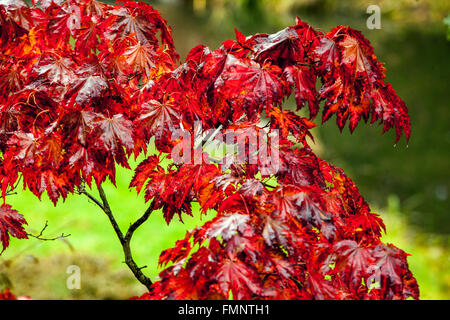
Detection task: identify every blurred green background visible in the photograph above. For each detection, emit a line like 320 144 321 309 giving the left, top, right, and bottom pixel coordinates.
0 0 449 299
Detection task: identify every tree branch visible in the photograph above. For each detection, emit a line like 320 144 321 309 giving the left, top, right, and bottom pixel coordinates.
79 189 104 211
27 220 71 241
125 200 155 243
79 183 154 291
262 182 276 189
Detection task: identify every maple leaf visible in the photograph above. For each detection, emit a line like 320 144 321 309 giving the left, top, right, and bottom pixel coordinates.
262 214 289 247
271 186 303 220
65 75 109 105
104 0 178 61
314 37 340 73
142 165 208 224
0 104 19 140
0 204 28 252
83 0 107 17
144 163 218 224
267 106 316 142
220 122 268 164
313 26 411 141
305 271 345 300
207 213 250 241
61 110 98 145
339 35 373 79
370 82 411 144
367 243 419 299
345 211 386 239
284 65 319 118
158 231 192 268
334 27 384 81
75 17 101 57
106 6 155 43
147 248 210 300
120 41 158 79
240 178 265 198
46 3 82 41
0 3 28 45
214 55 284 120
129 155 159 194
34 53 76 85
0 61 24 96
293 17 322 49
251 27 302 65
7 131 39 166
197 181 223 213
39 132 63 167
34 169 71 205
212 173 241 193
137 98 180 140
66 143 108 186
295 190 336 240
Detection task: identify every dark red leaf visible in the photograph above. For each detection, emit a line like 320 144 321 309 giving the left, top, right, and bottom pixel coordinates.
0 204 28 252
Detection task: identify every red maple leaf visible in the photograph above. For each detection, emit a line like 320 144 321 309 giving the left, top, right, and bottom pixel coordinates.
214 55 284 120
334 240 375 289
94 114 134 154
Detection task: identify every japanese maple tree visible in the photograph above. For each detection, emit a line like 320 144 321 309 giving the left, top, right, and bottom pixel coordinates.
0 0 418 300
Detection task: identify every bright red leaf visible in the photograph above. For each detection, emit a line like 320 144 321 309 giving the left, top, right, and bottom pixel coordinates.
0 204 28 252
